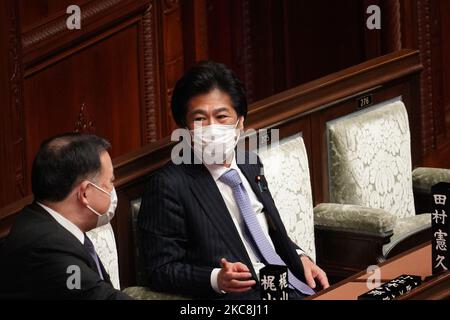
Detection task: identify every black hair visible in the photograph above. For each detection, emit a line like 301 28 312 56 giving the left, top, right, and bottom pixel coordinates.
31 133 111 202
171 60 248 127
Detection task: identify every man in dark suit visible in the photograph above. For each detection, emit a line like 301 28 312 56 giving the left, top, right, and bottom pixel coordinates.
0 133 131 300
138 61 329 299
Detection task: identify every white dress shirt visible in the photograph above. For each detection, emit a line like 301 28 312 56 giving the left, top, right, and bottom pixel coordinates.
37 202 85 244
204 154 303 293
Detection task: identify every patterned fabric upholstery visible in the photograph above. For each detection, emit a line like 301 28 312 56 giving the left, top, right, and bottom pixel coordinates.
314 203 396 235
326 98 430 255
327 99 416 219
258 135 316 261
86 223 120 290
412 167 450 194
84 206 190 299
383 214 431 256
122 286 189 300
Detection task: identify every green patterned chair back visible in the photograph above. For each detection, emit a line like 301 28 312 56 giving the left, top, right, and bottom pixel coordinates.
327 98 416 220
258 135 316 261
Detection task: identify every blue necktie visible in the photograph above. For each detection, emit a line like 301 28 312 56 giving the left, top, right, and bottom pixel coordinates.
83 235 104 280
220 169 315 296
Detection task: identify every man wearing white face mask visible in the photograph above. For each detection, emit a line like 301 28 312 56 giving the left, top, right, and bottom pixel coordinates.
0 133 131 300
190 119 241 165
138 61 329 299
85 181 118 228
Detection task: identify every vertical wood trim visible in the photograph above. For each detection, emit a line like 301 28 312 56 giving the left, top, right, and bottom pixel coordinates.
383 0 402 52
153 0 170 136
241 0 254 103
180 0 208 68
0 0 14 206
417 0 435 153
194 0 209 62
429 0 445 144
9 0 27 198
399 0 418 50
162 0 185 133
141 2 159 143
281 0 291 90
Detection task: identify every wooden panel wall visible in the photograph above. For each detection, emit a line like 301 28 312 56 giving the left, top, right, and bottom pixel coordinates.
23 23 143 174
3 0 449 210
0 0 27 207
206 0 370 103
400 0 450 161
430 0 450 146
0 0 182 207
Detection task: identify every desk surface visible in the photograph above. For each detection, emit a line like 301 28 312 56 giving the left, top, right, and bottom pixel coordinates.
309 242 450 300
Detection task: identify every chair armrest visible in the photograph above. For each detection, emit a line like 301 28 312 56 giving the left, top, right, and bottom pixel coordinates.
122 286 191 300
412 167 450 214
314 203 396 282
412 167 450 194
314 203 396 236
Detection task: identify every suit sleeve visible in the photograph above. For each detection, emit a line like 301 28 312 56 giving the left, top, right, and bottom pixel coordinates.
30 240 132 300
137 170 215 297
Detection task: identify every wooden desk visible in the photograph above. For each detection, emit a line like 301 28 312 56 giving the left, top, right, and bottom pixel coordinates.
309 242 450 300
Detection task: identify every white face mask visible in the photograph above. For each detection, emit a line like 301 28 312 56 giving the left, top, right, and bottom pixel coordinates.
190 120 241 165
86 182 118 228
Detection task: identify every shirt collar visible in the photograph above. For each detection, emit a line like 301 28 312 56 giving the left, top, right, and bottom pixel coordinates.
37 202 85 244
203 152 240 182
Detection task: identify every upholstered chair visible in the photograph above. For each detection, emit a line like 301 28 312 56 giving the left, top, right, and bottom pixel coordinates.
258 134 316 261
314 98 450 262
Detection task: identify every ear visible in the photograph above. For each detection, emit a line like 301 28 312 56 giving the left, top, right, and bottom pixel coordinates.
237 116 245 131
77 180 91 206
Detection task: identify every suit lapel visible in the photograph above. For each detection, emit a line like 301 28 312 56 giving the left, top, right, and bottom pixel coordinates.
97 257 112 284
237 161 280 231
183 163 255 272
238 161 306 279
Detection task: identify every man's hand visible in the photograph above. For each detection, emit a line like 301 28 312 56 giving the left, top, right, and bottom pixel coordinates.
300 256 330 290
218 258 256 293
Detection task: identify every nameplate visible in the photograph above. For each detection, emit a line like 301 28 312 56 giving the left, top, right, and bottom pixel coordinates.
357 94 373 110
431 182 450 275
260 265 289 300
358 275 422 300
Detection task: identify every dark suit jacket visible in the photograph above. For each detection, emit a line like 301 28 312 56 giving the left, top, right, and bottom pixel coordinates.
0 203 131 300
137 152 306 299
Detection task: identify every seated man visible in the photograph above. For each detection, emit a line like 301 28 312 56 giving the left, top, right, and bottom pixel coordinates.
138 61 329 299
0 133 131 300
